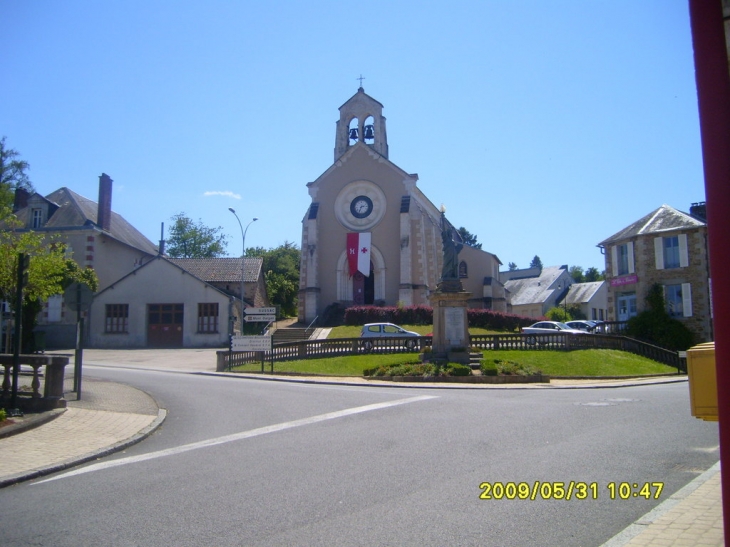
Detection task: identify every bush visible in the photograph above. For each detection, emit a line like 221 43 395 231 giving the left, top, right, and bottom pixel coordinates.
624 284 696 351
344 305 534 331
481 359 541 376
445 363 472 376
364 361 472 377
0 408 6 422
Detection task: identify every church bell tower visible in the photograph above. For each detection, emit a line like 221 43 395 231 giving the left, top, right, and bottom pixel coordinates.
334 87 389 162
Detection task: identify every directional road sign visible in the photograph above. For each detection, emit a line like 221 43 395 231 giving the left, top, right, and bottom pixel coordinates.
243 314 276 323
231 335 272 351
244 307 276 316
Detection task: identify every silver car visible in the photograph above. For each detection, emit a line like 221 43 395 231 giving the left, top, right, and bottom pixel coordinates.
360 323 420 350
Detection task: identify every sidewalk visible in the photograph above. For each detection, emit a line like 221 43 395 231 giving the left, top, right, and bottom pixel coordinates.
0 350 722 546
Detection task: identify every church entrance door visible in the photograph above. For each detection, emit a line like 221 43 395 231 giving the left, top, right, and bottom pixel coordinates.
352 262 374 305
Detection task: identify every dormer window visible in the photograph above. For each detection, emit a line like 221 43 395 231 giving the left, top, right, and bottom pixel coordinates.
31 208 43 228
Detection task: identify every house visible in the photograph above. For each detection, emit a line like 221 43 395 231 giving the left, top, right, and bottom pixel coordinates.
562 281 608 321
298 87 507 322
500 265 574 318
88 256 234 348
11 174 159 347
597 203 712 342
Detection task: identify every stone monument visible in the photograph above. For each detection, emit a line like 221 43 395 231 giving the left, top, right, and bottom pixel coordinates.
427 208 472 363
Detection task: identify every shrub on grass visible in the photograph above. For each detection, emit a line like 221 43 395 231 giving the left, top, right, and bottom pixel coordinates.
445 363 472 376
481 359 541 376
480 361 499 376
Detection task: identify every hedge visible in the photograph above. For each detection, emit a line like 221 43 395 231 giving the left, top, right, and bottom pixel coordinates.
343 305 534 331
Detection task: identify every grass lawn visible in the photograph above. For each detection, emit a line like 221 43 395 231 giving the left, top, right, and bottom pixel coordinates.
231 348 680 377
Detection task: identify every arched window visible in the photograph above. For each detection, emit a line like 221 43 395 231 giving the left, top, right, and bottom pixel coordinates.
459 260 468 278
363 115 375 144
348 117 359 143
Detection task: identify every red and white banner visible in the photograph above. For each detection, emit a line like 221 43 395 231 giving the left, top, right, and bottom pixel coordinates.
346 232 371 276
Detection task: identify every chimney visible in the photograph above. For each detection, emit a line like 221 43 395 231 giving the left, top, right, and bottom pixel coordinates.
13 188 30 212
690 201 707 223
97 173 113 232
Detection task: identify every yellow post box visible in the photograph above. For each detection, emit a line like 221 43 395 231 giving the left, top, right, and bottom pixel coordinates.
686 342 718 421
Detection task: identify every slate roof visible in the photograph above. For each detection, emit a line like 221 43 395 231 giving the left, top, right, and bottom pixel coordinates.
503 265 568 307
167 257 263 284
565 281 605 305
598 204 705 247
14 187 158 255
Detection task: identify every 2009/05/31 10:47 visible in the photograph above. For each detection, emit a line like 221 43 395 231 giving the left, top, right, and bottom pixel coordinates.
478 481 664 500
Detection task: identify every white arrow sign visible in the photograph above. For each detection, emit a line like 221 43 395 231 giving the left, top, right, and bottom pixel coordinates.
244 314 276 322
244 307 276 315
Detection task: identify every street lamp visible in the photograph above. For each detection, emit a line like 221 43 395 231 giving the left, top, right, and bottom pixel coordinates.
229 208 258 329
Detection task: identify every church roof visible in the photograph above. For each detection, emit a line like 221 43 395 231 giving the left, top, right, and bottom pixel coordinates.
598 204 705 247
339 87 384 110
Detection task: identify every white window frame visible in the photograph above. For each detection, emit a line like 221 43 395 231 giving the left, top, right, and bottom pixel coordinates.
612 242 634 276
655 234 688 270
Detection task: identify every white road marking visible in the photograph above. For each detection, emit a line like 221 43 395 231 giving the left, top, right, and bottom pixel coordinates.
34 394 438 484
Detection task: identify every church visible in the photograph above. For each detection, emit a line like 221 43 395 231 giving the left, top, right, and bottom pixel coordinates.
298 87 507 323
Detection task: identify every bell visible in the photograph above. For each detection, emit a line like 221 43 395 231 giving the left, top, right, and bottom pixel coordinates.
364 125 375 140
348 128 359 140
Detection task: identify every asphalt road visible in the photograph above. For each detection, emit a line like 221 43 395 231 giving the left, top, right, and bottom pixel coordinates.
0 367 719 547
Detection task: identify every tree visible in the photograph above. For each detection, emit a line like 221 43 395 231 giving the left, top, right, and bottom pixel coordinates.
508 262 518 271
569 265 585 283
584 267 605 282
456 227 482 249
166 212 227 258
247 242 301 317
529 255 543 270
0 211 98 351
0 137 34 210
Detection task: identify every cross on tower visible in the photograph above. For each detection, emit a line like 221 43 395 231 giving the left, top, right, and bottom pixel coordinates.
357 74 365 88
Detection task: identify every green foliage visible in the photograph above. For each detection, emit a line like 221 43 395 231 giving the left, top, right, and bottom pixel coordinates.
625 284 695 351
545 305 584 322
529 255 543 270
167 212 227 258
343 305 533 331
492 359 541 376
248 241 300 317
569 266 584 283
584 267 604 282
508 262 518 271
0 408 6 422
364 361 472 377
457 227 482 249
480 361 499 375
0 136 34 210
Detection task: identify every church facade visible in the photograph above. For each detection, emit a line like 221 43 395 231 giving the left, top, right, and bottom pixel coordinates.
298 88 506 323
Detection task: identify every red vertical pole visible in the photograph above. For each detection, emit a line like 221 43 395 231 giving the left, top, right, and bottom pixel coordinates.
688 1 730 543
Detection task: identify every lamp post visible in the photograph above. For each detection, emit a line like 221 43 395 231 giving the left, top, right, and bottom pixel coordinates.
229 208 258 330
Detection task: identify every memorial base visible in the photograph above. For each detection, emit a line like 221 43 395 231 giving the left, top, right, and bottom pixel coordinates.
428 289 472 358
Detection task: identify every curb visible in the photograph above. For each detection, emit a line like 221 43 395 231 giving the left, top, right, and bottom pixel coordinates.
0 408 167 489
194 371 688 390
598 461 721 546
0 408 66 439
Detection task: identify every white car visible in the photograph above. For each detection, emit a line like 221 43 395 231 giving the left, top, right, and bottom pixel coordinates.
360 323 420 350
522 321 585 335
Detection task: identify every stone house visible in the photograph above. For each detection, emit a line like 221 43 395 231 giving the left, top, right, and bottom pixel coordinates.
597 203 712 342
11 174 159 347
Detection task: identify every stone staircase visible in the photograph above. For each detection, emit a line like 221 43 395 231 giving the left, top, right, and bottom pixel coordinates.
469 352 483 371
272 327 313 344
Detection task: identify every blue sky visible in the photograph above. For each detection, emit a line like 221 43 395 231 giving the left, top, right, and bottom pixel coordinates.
1 1 703 273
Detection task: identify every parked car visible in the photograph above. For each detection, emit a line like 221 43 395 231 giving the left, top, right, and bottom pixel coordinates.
360 323 420 350
565 320 599 332
522 321 585 335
